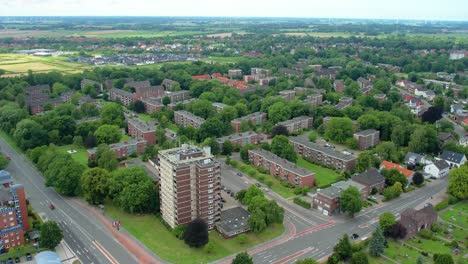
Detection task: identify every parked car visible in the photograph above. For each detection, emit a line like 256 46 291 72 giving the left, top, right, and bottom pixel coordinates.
5 156 11 160
351 233 359 240
26 253 32 261
49 203 55 210
6 258 12 264
236 172 243 177
255 183 261 188
230 192 234 197
226 189 231 194
14 257 19 264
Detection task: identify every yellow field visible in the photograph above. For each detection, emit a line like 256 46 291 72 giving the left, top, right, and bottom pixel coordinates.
0 54 89 76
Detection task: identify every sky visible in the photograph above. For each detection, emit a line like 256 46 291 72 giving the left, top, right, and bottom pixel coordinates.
0 0 467 21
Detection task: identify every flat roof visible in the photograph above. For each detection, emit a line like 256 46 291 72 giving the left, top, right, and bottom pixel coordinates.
216 207 250 235
289 136 356 161
249 148 314 177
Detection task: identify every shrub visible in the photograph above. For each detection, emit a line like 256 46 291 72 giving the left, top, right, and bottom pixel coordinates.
418 229 434 240
236 234 248 245
265 180 274 188
258 175 265 183
294 197 311 209
434 199 449 211
421 251 428 256
431 222 444 233
448 196 458 205
172 225 186 240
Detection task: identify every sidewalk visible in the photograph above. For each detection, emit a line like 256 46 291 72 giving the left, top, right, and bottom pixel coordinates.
56 241 80 264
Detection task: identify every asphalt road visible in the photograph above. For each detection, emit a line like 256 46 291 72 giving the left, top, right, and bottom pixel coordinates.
0 138 139 264
219 158 448 264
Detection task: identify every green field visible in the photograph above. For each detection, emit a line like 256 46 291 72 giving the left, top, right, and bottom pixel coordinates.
440 201 468 229
104 203 284 264
57 145 89 166
0 53 89 76
201 56 249 64
296 157 340 187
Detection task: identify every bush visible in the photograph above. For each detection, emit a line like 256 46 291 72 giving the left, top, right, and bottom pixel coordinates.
172 225 186 240
265 180 274 188
434 199 449 211
448 196 458 205
236 234 248 245
258 175 265 183
431 222 444 233
294 197 311 209
418 229 435 240
421 251 428 256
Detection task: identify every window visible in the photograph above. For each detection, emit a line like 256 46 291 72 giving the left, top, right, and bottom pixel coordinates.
9 217 13 221
208 184 213 188
208 210 213 214
208 195 213 199
208 189 213 194
208 178 213 183
208 168 213 172
208 205 213 209
208 200 213 204
208 216 213 220
8 212 12 215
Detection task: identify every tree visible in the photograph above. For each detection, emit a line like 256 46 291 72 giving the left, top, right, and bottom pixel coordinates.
340 186 362 217
183 218 209 248
94 125 121 144
133 100 145 113
162 96 171 106
271 135 297 163
350 252 369 264
389 222 407 239
242 185 264 205
272 125 289 137
379 212 397 235
421 106 443 124
447 165 468 200
295 259 318 264
13 119 48 150
222 141 234 156
0 154 9 170
333 234 352 261
381 169 408 187
375 142 399 162
324 117 354 144
40 221 63 249
82 83 99 98
231 252 253 264
248 208 267 233
95 144 118 171
408 125 439 154
433 254 454 264
356 151 378 173
44 154 85 196
81 168 110 205
100 102 124 127
240 144 257 162
383 182 403 200
268 102 291 124
412 172 424 186
198 117 225 141
369 226 386 257
236 234 247 245
308 131 318 142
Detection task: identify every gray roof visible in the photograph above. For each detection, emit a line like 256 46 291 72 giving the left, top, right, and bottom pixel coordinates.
0 170 14 185
289 136 356 161
433 160 450 170
354 129 379 137
277 116 312 127
127 118 158 132
352 168 385 186
216 207 250 235
216 131 258 144
332 180 365 192
111 88 133 97
88 139 145 154
404 152 425 164
440 150 466 164
249 148 314 177
232 112 267 122
317 186 343 199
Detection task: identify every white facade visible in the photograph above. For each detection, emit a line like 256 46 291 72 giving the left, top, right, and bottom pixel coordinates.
423 163 449 179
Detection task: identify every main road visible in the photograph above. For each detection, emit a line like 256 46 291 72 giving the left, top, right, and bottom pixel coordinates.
218 158 448 264
0 137 140 264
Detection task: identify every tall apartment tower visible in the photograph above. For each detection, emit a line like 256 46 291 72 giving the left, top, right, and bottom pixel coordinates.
158 145 221 230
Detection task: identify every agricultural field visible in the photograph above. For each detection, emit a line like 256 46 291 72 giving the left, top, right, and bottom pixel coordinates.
0 53 89 76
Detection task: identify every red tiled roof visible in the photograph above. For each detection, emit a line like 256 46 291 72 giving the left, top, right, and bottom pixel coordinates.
192 74 212 80
380 160 414 178
463 118 468 125
405 95 414 101
216 76 229 84
211 73 222 78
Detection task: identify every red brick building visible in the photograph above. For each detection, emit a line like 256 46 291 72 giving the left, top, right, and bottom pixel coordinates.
230 112 267 133
351 168 385 196
304 94 323 106
127 118 157 145
279 90 296 101
277 116 313 134
313 180 366 216
87 139 147 160
248 149 315 188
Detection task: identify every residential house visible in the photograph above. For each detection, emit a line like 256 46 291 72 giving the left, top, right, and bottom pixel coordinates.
414 87 436 101
438 132 456 147
192 74 212 81
357 77 373 95
353 129 380 150
277 116 313 134
379 161 415 181
351 168 386 195
400 205 437 239
231 112 267 133
248 149 315 188
228 69 243 78
216 207 250 238
127 118 158 145
289 136 356 171
424 160 450 179
460 136 468 147
403 152 431 166
438 150 466 168
313 180 365 216
174 110 206 129
313 68 338 79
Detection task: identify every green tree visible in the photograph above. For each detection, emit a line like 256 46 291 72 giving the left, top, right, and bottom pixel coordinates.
324 117 354 144
271 135 297 163
222 141 234 156
375 142 399 162
236 234 248 245
94 125 121 144
447 165 468 200
333 234 353 261
369 226 386 257
381 169 408 187
100 102 124 127
350 251 369 264
412 172 424 186
379 212 397 235
44 154 85 196
204 241 215 254
14 119 48 150
308 131 318 142
81 168 110 205
295 258 318 264
40 221 63 249
340 186 362 217
249 208 267 233
198 117 225 141
268 102 291 124
162 96 171 106
383 182 403 200
242 185 264 205
0 154 9 170
231 252 253 264
408 125 439 154
240 144 257 162
355 151 378 173
433 254 454 264
95 144 118 171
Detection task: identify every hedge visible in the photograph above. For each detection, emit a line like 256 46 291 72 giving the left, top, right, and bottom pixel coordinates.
294 197 311 209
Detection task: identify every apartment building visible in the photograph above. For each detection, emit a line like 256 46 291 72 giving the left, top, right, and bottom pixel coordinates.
159 145 221 230
127 118 158 145
216 131 262 149
313 180 365 216
231 112 267 133
174 110 206 129
289 136 356 171
353 129 380 150
212 102 227 112
109 80 164 106
87 139 147 160
248 149 315 188
141 97 164 113
0 173 29 250
304 94 323 107
277 116 313 134
228 69 243 78
164 90 190 103
279 90 295 101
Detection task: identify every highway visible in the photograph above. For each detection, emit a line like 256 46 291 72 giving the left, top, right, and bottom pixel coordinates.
218 158 448 264
0 137 139 264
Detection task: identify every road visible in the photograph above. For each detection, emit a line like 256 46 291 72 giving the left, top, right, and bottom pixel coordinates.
219 158 448 264
0 138 139 264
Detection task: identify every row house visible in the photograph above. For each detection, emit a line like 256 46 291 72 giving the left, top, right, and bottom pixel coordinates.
248 149 315 188
231 112 267 133
127 118 158 145
278 68 304 78
216 131 264 150
289 136 356 171
313 180 365 216
277 116 313 134
279 90 296 101
353 129 380 150
174 110 206 129
192 74 212 81
87 139 147 160
373 93 387 101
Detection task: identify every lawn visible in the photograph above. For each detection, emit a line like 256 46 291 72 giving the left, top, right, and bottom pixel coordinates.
440 207 468 229
406 236 466 263
201 56 249 64
453 201 468 214
104 203 284 264
119 134 132 142
296 157 340 187
383 240 431 264
56 145 89 166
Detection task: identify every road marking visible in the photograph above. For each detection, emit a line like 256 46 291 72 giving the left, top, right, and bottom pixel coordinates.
93 240 119 264
294 221 334 238
272 247 314 264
